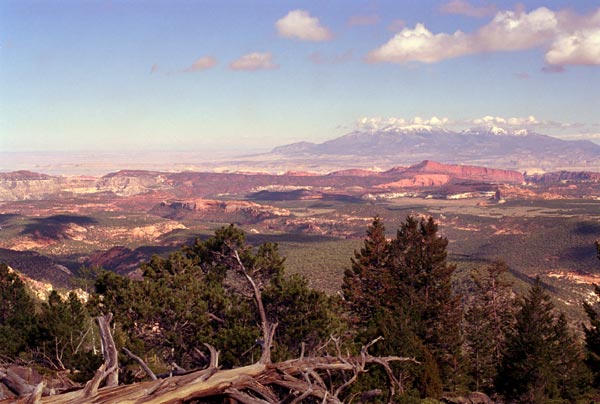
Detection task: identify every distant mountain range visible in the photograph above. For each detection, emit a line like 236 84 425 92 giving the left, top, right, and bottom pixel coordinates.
270 126 600 172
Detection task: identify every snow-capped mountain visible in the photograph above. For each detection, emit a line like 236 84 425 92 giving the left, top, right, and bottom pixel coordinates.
270 127 600 172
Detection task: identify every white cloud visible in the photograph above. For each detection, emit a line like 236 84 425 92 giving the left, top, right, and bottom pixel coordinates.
541 64 566 73
439 0 497 18
276 10 332 41
183 56 217 72
470 115 541 126
355 115 599 143
476 7 558 52
367 6 600 65
465 115 591 135
356 115 592 134
230 52 278 71
514 72 530 79
366 23 471 63
543 9 600 65
357 116 450 131
546 27 600 65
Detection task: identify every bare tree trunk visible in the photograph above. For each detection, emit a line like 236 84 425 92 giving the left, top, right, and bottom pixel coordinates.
96 314 118 388
233 250 277 364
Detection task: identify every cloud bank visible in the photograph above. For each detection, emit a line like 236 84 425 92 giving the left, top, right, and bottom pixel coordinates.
276 10 332 41
356 115 590 136
367 6 600 65
357 116 451 131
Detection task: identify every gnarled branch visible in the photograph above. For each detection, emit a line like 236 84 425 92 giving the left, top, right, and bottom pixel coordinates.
122 348 157 381
233 249 278 364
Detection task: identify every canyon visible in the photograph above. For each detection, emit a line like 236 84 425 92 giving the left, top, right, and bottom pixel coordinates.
0 160 599 322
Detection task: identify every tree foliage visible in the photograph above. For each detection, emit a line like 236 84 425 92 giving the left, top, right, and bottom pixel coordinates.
584 241 600 388
496 278 589 403
343 216 462 398
90 224 342 374
463 261 515 392
0 263 101 381
0 263 38 357
2 222 599 403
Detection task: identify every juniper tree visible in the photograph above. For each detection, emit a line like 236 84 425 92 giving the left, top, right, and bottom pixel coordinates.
0 263 38 357
90 225 340 373
37 291 101 380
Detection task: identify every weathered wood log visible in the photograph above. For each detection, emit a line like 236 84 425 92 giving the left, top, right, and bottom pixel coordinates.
0 367 56 398
24 382 44 404
0 367 35 396
5 352 416 404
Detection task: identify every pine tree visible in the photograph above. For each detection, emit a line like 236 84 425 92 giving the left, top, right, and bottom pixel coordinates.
464 261 514 392
388 216 463 388
263 273 343 360
342 216 390 326
584 241 600 387
553 312 591 401
497 278 588 403
343 216 460 398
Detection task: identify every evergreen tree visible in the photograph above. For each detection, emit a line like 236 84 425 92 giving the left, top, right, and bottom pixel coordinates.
90 225 340 374
37 291 101 380
497 278 588 403
263 273 343 360
342 216 390 326
343 216 461 398
0 263 38 357
464 261 514 392
553 312 591 401
388 216 463 388
583 241 600 387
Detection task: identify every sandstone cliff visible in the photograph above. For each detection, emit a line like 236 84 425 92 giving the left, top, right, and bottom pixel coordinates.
526 171 600 184
403 160 524 183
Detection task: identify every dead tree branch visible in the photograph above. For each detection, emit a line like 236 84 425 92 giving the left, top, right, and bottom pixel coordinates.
122 348 157 381
80 314 119 399
5 338 418 404
233 249 277 364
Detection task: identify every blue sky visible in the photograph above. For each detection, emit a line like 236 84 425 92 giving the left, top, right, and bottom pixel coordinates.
1 0 599 153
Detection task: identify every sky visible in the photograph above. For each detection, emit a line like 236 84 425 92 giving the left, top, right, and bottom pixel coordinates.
1 0 599 153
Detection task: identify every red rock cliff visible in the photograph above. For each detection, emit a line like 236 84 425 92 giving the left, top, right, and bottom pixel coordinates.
405 160 524 183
